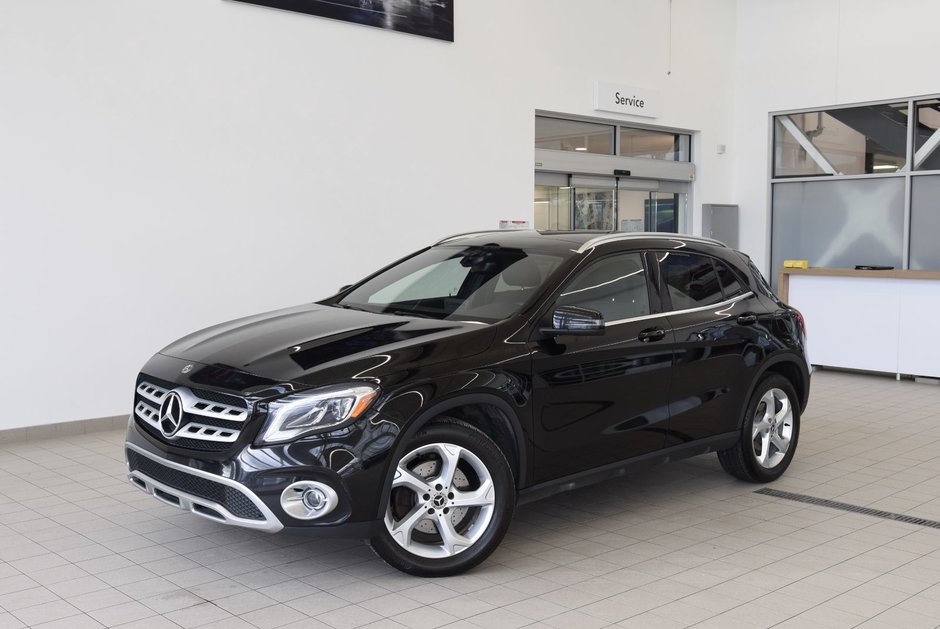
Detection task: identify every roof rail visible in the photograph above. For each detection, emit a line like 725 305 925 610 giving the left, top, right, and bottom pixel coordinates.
576 232 727 253
434 229 525 245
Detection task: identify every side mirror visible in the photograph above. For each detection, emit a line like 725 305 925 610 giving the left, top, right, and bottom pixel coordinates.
540 305 605 336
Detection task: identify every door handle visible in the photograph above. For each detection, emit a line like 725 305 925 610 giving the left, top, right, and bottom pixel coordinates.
737 313 758 326
638 327 666 342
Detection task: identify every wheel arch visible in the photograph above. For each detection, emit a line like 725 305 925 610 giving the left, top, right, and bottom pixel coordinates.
374 393 528 520
745 353 810 423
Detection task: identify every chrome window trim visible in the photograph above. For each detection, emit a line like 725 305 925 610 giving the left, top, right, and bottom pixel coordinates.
125 442 283 532
605 291 753 327
576 233 726 254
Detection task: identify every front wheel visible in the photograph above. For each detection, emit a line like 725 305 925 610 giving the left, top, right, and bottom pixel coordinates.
718 374 800 483
370 418 515 577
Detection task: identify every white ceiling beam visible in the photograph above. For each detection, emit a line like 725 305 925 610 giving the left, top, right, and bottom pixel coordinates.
914 127 940 169
778 116 840 176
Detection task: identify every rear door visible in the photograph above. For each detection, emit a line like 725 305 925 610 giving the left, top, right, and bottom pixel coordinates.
656 251 770 446
528 251 674 483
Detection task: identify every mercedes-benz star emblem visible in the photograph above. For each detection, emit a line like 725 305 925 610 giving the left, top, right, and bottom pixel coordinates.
159 392 184 439
181 364 193 374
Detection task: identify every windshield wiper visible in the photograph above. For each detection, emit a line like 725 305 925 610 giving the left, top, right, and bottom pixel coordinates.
385 309 437 319
332 303 370 312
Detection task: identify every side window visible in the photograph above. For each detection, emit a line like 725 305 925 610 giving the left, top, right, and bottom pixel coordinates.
658 252 723 310
714 259 745 298
557 253 650 321
747 258 776 298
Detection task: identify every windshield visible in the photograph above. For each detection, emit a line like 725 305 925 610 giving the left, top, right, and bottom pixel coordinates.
338 245 565 322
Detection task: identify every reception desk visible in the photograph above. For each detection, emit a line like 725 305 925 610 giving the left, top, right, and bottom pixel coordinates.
778 268 940 378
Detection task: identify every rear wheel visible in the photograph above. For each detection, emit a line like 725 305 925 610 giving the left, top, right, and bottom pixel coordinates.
370 418 515 576
718 374 800 483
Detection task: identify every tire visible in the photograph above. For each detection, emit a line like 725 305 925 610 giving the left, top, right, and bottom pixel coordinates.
718 374 800 483
370 418 515 577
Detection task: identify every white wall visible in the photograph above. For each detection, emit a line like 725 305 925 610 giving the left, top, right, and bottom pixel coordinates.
0 0 737 429
733 0 940 273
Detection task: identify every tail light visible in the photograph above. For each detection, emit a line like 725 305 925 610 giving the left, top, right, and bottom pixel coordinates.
792 308 806 337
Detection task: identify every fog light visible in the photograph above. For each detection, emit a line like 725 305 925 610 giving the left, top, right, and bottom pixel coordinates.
302 488 326 510
280 481 339 520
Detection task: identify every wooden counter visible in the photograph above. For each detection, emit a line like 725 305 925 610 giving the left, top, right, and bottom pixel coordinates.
778 267 940 303
778 267 940 378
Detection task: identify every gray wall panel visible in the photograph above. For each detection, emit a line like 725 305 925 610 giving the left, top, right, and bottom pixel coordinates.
910 175 940 270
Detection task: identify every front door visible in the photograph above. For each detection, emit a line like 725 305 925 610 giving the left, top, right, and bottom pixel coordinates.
529 251 674 483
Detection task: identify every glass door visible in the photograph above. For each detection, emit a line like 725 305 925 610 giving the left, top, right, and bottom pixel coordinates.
535 177 688 233
534 184 572 230
647 191 683 233
570 176 616 230
616 188 688 233
572 188 615 230
534 173 572 230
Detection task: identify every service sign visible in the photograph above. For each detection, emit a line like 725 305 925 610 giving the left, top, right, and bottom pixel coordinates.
594 81 660 119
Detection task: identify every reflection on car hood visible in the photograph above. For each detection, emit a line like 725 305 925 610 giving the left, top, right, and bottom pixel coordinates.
159 303 495 384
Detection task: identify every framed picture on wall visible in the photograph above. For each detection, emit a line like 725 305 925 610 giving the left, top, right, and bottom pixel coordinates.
231 0 455 42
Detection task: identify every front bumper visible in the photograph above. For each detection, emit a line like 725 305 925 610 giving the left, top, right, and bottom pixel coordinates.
127 442 284 532
125 418 387 538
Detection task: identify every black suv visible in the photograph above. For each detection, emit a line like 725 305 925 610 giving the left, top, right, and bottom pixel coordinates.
126 231 809 576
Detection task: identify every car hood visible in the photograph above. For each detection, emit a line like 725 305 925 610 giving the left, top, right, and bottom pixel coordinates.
159 303 497 386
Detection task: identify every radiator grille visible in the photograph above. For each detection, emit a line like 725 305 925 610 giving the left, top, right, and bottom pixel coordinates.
134 375 251 452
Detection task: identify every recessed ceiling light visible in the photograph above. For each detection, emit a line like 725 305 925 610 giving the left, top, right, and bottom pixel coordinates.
872 164 897 171
575 147 588 151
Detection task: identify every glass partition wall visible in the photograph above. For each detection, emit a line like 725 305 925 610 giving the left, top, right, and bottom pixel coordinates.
534 115 692 234
771 95 940 277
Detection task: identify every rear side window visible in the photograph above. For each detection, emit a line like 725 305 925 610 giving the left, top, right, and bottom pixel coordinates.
746 258 776 298
714 259 745 299
557 252 650 321
658 252 723 310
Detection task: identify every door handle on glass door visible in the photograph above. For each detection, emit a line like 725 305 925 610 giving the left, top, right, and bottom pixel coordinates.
638 327 666 342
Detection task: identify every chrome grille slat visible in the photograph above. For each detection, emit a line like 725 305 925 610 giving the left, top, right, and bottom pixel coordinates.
175 421 239 443
137 382 169 406
182 396 248 422
135 400 160 427
135 380 249 447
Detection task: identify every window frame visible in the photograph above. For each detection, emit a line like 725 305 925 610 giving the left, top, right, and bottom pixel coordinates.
770 93 940 275
651 250 748 314
712 258 749 300
548 250 661 325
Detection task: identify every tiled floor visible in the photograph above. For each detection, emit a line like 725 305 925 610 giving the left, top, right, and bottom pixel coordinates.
2 370 940 628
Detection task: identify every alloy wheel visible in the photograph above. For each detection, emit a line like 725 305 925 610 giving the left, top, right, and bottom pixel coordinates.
384 442 496 559
751 387 794 469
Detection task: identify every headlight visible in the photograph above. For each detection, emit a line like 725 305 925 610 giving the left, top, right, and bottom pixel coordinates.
258 384 379 445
